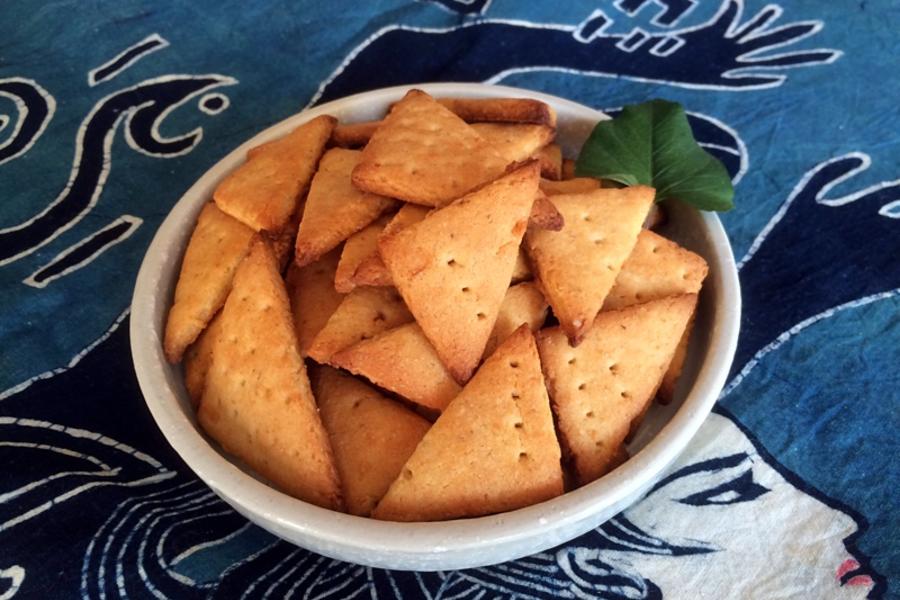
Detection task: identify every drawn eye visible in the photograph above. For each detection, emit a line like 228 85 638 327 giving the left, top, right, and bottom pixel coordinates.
675 470 770 506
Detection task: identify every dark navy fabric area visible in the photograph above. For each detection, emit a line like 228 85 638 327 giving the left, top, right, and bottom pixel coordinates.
0 1 897 598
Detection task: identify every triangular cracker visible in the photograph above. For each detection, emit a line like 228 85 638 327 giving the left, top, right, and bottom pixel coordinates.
183 310 224 406
285 248 345 356
530 192 564 231
265 203 302 272
351 204 431 288
603 230 707 404
331 323 461 413
562 158 576 180
164 203 256 363
198 240 342 509
334 214 393 293
525 186 654 343
657 308 697 404
604 230 708 311
331 120 380 148
350 254 393 289
306 287 413 364
315 367 430 516
483 282 549 359
352 90 510 207
295 148 398 267
214 115 334 232
536 295 696 486
540 177 601 196
511 247 532 284
470 123 555 163
379 161 540 383
436 97 557 127
535 143 562 180
372 326 563 521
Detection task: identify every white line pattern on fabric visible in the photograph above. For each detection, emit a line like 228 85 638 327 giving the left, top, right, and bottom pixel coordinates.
22 215 143 288
0 308 130 401
0 74 235 268
722 288 900 397
88 34 170 86
737 152 899 270
0 78 56 165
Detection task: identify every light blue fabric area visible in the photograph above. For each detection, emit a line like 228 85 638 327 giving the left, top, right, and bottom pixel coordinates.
721 293 900 588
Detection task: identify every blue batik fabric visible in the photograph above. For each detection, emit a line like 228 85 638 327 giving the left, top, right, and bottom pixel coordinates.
0 0 897 598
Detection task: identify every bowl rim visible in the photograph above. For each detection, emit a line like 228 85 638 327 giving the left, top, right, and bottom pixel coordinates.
131 82 741 568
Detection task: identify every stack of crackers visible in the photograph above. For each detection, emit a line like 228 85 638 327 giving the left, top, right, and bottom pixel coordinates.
163 89 708 521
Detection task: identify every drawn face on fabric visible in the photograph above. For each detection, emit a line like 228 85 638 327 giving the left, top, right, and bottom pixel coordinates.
566 412 875 598
71 414 878 600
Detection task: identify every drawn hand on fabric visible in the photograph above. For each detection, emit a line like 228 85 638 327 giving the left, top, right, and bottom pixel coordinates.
695 2 842 88
566 412 879 598
734 153 900 372
184 413 878 598
313 0 841 105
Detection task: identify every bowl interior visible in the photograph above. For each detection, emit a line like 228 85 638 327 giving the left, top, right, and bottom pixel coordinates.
131 82 740 571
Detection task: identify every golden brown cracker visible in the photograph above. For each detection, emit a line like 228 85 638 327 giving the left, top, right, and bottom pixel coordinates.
349 255 393 288
352 89 510 207
537 295 696 486
525 186 654 343
657 306 697 404
295 148 398 267
562 158 576 180
540 177 602 196
350 204 431 288
198 239 342 509
511 247 532 283
379 161 540 383
306 286 414 364
315 367 430 516
285 248 345 356
331 120 380 148
164 203 256 363
436 97 557 127
604 230 708 311
470 123 555 163
530 192 564 231
331 323 462 413
214 115 334 232
265 203 302 273
483 282 549 359
535 144 562 180
334 214 393 293
602 230 706 404
372 326 563 521
381 203 431 236
182 310 224 407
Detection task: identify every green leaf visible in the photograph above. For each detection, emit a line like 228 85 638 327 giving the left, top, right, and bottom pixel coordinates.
575 99 734 212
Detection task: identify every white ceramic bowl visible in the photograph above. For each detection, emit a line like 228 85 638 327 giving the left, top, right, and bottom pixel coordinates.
131 83 740 571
